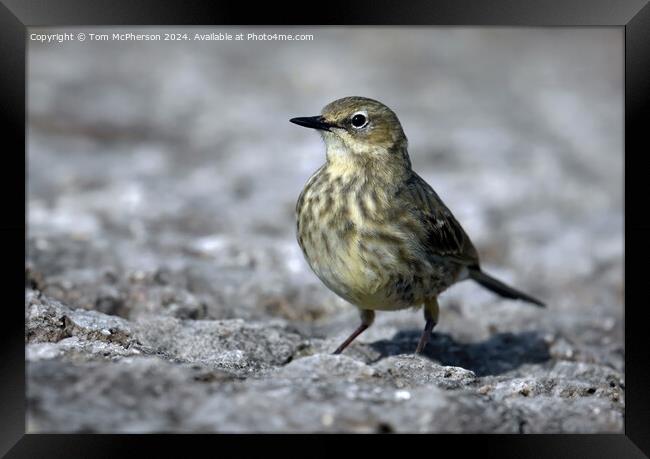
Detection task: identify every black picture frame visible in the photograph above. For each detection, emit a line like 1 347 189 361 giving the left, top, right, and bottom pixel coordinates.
3 0 649 456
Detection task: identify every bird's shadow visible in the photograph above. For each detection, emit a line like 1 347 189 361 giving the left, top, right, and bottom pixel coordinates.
369 329 551 376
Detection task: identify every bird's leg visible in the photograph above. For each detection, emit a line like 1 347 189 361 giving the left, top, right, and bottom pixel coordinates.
333 309 375 355
416 297 439 354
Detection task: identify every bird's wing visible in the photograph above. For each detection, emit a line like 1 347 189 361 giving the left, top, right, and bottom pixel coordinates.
398 172 479 267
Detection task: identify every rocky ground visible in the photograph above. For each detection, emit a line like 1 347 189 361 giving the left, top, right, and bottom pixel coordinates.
26 27 623 432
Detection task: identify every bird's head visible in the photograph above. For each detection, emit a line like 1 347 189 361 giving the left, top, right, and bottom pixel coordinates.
290 96 410 170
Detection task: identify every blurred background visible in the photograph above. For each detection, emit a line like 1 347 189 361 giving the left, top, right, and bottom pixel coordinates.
26 27 624 432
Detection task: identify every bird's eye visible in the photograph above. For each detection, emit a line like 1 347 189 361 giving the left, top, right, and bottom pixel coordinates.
351 113 368 129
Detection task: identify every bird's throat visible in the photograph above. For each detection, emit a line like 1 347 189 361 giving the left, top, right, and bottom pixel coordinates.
324 149 411 187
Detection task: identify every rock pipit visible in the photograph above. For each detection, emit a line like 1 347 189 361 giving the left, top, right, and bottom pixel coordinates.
291 96 544 355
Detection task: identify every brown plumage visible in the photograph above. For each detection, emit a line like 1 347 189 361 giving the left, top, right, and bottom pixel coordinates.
291 96 544 355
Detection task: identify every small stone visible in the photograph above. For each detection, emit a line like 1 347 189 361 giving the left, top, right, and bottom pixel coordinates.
394 390 411 401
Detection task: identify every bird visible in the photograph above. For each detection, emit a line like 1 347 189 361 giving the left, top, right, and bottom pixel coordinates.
290 96 544 355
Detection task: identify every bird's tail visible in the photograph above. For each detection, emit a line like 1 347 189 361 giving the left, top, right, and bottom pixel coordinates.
468 267 545 307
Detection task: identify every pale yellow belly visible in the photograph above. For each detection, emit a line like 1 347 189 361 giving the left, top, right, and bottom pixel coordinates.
300 231 459 311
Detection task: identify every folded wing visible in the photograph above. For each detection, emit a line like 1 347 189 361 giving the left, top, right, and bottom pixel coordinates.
399 172 480 268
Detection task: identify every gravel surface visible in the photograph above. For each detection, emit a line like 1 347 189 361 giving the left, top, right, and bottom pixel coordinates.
26 27 623 433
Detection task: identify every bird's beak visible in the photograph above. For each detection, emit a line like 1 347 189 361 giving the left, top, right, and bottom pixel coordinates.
289 116 334 132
